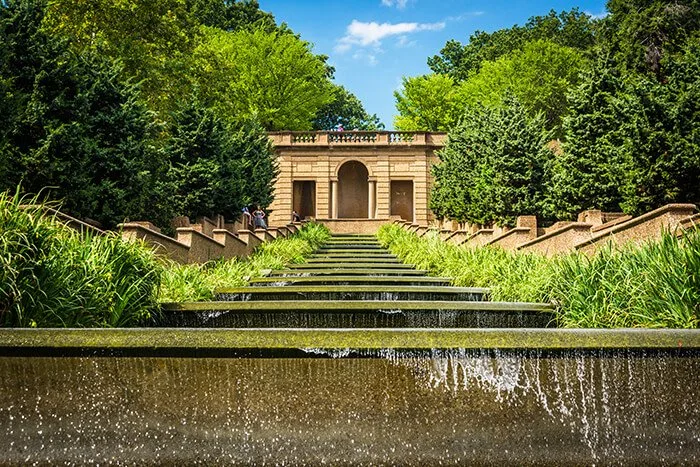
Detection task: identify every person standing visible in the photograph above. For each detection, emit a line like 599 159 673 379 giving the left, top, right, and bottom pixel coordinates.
253 206 267 230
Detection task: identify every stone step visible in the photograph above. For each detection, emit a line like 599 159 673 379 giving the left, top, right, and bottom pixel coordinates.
157 301 554 328
287 263 416 270
305 257 401 264
215 285 489 302
267 268 429 276
247 276 454 286
317 245 384 250
309 252 398 258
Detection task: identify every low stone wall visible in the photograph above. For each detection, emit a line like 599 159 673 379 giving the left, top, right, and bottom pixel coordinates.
407 204 698 256
576 204 697 254
120 216 300 263
518 223 594 257
120 223 190 263
462 229 495 247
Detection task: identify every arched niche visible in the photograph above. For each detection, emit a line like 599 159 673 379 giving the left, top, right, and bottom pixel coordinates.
337 160 369 218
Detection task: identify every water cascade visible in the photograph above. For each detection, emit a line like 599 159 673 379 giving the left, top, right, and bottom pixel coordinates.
1 233 699 464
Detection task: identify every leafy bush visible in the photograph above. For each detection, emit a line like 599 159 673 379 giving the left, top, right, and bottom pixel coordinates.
0 190 162 327
377 224 700 328
159 222 331 302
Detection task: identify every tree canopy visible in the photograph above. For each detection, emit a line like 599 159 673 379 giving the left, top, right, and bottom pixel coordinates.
1 0 372 228
423 1 700 224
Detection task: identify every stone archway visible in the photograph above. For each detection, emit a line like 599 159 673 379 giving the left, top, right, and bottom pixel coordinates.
337 160 369 218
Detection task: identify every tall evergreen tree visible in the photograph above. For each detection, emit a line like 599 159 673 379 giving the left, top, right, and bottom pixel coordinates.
432 98 553 226
546 55 629 218
0 0 169 228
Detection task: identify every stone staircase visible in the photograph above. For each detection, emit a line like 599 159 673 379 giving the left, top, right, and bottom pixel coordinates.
159 234 554 328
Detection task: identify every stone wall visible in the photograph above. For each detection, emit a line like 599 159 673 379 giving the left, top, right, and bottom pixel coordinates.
120 216 303 264
268 131 446 227
399 203 698 256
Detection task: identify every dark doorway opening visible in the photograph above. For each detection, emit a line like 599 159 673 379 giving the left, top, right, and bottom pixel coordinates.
391 180 414 222
338 161 369 218
293 181 316 220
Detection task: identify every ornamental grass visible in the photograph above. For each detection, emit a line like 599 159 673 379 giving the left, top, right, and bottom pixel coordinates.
377 224 700 328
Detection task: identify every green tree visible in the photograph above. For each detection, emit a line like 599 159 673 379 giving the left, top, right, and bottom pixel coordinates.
394 74 462 131
549 39 700 219
457 39 587 130
193 26 334 130
431 98 553 226
312 84 383 131
603 0 700 78
0 0 171 228
546 56 629 218
41 0 197 112
164 98 277 219
187 0 276 32
428 9 597 81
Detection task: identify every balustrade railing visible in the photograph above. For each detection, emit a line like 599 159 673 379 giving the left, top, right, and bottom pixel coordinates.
272 131 445 146
327 131 378 144
291 132 317 143
388 132 414 143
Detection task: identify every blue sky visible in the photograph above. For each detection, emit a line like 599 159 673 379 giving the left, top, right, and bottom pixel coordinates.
258 0 608 129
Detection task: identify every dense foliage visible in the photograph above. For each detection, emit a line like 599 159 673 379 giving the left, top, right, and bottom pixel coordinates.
0 190 162 327
378 224 700 329
431 99 553 225
416 1 700 225
0 187 330 327
0 0 378 228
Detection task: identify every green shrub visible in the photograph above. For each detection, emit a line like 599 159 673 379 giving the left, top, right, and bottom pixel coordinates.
377 223 700 329
159 222 331 302
0 190 162 327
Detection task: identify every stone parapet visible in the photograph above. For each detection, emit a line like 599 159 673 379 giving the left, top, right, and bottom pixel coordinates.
236 230 263 255
518 223 594 257
445 230 470 245
486 228 535 251
575 204 697 254
120 223 190 263
461 229 495 247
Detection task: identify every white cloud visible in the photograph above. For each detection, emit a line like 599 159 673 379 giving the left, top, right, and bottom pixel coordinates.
381 0 409 8
446 11 485 22
585 10 609 20
335 20 445 53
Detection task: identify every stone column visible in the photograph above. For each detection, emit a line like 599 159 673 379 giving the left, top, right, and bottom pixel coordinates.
368 180 376 219
331 179 338 219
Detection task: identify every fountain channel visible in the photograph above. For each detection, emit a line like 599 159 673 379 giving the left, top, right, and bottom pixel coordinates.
1 233 699 464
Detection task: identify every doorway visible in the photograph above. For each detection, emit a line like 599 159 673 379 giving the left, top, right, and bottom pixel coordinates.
391 180 413 222
293 181 316 220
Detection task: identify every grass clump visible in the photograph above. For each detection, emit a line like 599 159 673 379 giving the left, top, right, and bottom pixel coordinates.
159 222 331 302
377 223 700 328
0 190 162 327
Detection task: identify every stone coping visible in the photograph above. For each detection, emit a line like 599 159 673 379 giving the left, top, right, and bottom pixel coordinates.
517 222 592 249
575 203 697 249
1 328 699 351
590 214 633 233
267 268 429 276
120 222 189 248
485 227 531 246
160 300 553 312
248 276 453 284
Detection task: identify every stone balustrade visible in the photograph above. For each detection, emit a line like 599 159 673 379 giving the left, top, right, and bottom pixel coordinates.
269 131 446 147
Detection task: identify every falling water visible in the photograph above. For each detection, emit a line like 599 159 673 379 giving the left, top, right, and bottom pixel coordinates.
0 349 698 464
